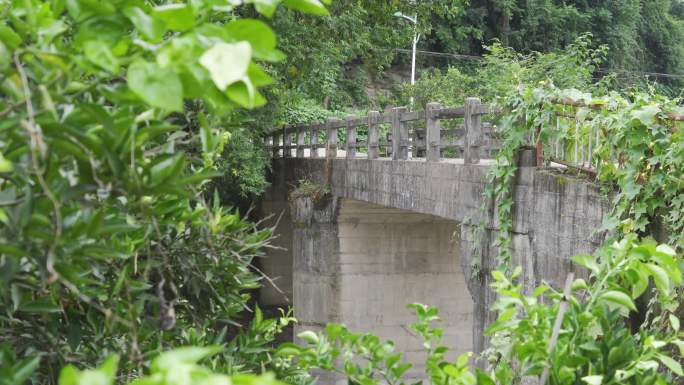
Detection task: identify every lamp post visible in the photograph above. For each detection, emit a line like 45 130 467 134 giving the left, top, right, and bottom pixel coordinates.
394 12 419 108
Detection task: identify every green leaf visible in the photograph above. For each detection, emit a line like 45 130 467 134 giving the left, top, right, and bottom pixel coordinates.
571 253 600 274
124 7 166 42
253 0 281 18
0 40 9 71
199 42 252 91
0 25 22 49
598 290 636 312
225 19 283 62
296 330 319 344
150 154 185 185
153 4 195 32
275 343 301 357
99 355 119 381
84 40 119 73
475 368 495 385
226 80 266 109
581 375 603 385
13 356 41 384
670 314 680 331
656 244 677 257
59 366 79 385
151 346 223 372
282 0 329 15
631 105 660 126
571 278 588 291
658 354 683 376
671 339 684 355
127 61 183 112
0 151 13 172
645 263 670 294
19 299 61 313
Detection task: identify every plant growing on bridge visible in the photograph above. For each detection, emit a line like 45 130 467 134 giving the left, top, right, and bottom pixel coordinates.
484 237 684 385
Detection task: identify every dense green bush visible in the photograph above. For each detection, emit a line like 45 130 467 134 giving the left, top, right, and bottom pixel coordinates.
404 33 608 108
0 0 328 382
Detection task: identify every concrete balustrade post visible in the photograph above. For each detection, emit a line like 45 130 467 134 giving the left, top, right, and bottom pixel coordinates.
296 125 305 158
426 102 442 162
345 117 357 159
283 126 292 158
367 111 380 160
392 107 408 160
326 118 339 159
464 97 482 164
310 124 319 158
272 133 281 158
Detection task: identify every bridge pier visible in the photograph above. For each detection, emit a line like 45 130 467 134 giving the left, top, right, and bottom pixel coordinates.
288 195 473 382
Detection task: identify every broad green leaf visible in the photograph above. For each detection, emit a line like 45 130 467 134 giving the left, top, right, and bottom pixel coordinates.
297 330 319 344
99 355 119 381
392 363 411 378
150 154 185 185
19 299 61 313
253 0 280 17
151 346 223 371
631 105 660 126
275 343 301 357
0 152 12 172
200 42 251 91
658 354 684 376
0 41 9 71
475 368 495 385
581 375 603 385
153 4 195 32
225 19 283 62
645 263 670 294
571 278 588 291
13 356 40 384
672 339 684 355
226 80 266 109
598 290 636 312
0 25 22 49
127 61 183 112
59 366 79 385
571 253 600 274
124 7 166 42
491 270 506 282
282 0 329 15
671 314 681 331
84 41 119 73
656 244 677 257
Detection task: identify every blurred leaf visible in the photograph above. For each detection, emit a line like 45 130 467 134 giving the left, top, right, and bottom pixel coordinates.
200 42 252 91
127 61 183 111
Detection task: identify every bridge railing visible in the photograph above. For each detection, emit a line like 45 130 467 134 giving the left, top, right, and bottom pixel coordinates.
264 98 501 164
538 98 684 175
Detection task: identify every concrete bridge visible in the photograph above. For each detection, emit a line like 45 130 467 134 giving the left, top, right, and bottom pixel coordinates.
257 99 609 378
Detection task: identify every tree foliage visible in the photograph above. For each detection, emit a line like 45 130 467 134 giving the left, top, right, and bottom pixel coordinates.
0 0 328 382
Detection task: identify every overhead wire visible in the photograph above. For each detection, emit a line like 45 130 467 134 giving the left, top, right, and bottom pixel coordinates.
388 47 684 79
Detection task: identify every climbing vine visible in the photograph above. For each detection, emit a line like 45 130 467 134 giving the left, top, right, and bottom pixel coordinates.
484 83 684 272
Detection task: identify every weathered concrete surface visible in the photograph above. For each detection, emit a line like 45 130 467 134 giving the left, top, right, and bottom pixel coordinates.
258 182 293 308
336 200 472 379
259 156 610 362
286 196 473 384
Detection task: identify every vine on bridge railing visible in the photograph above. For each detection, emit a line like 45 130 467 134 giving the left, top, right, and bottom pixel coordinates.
486 83 684 273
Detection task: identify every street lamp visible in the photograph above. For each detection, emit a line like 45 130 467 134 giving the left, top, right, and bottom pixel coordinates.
394 11 419 107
